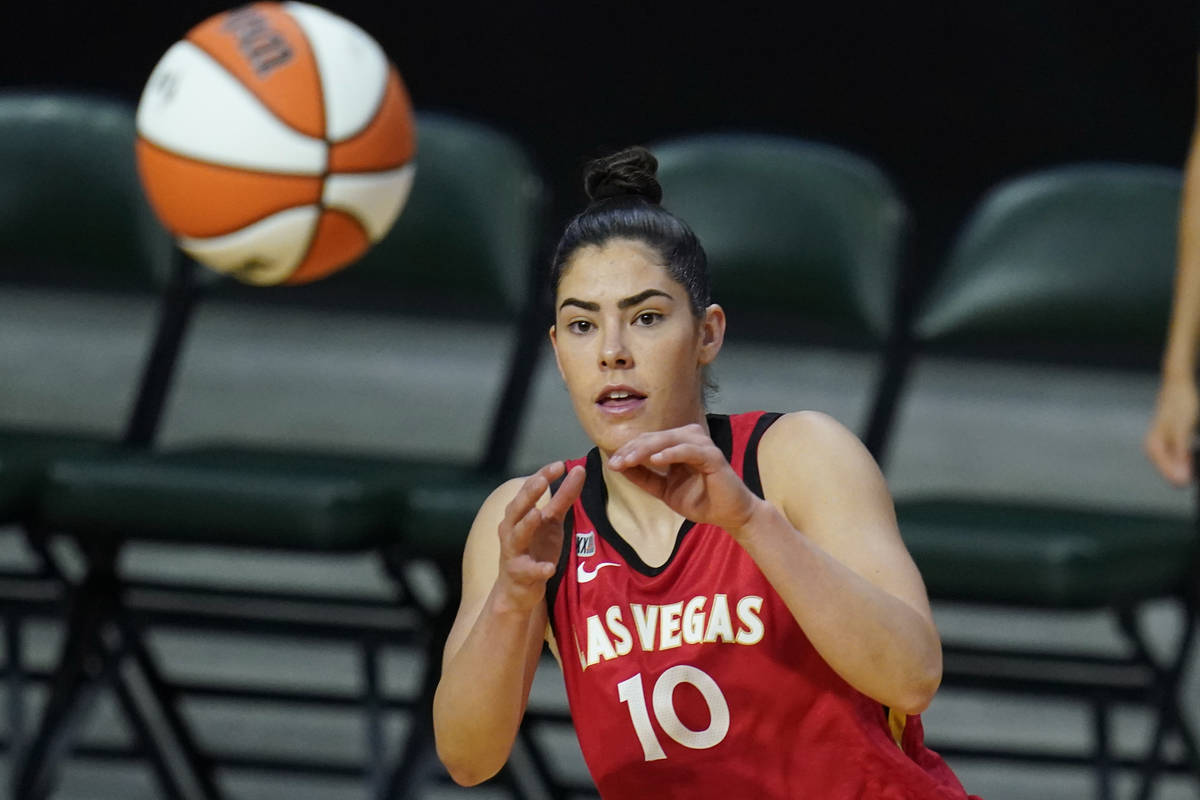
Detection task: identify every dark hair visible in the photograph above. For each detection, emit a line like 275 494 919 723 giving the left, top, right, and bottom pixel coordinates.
549 146 710 317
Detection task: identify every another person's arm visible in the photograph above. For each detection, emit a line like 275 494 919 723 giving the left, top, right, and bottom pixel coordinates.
1147 71 1200 487
433 462 585 785
609 413 941 714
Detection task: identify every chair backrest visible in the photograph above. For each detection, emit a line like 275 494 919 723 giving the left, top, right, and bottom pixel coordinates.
0 92 175 436
882 163 1185 512
652 134 909 346
0 92 173 290
913 163 1180 365
160 112 546 470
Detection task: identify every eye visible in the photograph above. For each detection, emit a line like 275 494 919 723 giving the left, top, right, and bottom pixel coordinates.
567 319 594 334
633 311 662 327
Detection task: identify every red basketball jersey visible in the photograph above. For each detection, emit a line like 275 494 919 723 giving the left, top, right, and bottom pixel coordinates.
547 412 979 799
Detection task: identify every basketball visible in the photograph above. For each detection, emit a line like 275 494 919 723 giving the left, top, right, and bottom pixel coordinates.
134 2 416 286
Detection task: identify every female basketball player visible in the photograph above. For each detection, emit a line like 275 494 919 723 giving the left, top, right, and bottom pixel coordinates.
433 147 979 799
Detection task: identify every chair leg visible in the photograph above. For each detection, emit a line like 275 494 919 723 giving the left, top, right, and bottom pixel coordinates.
12 553 225 800
364 637 386 799
1093 693 1112 800
109 658 193 800
124 633 223 800
381 602 453 800
11 564 123 800
5 611 25 760
1121 602 1200 800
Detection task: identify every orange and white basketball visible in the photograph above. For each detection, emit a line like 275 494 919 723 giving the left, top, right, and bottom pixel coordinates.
135 2 415 285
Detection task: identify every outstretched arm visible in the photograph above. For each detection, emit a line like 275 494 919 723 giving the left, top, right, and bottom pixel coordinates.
433 462 585 785
609 413 941 714
1147 64 1200 486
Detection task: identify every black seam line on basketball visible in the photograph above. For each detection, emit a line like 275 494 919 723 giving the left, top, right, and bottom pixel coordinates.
139 136 409 187
286 205 324 279
182 201 325 239
185 36 326 142
328 64 394 145
322 160 412 175
309 41 328 145
138 137 324 179
322 203 371 242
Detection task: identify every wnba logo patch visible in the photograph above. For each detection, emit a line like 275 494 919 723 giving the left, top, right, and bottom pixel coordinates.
576 531 596 558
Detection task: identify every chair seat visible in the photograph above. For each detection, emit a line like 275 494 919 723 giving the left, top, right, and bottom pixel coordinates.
40 445 503 553
0 428 114 523
897 498 1197 608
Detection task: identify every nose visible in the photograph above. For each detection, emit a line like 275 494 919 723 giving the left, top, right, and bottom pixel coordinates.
600 326 632 369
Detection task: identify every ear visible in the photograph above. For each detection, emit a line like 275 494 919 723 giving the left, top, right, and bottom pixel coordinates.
548 324 566 381
697 303 725 365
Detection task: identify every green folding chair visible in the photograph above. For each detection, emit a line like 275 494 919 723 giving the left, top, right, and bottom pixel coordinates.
0 91 184 770
16 112 548 800
880 164 1198 800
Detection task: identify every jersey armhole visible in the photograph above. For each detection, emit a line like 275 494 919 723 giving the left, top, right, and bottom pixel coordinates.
543 471 573 617
743 411 784 498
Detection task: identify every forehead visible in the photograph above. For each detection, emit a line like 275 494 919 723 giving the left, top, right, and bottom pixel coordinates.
558 238 682 302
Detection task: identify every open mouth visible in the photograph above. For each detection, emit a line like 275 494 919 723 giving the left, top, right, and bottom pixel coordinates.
596 387 647 407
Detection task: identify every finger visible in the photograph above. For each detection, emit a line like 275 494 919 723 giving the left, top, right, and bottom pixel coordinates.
618 464 668 498
507 503 549 552
503 553 557 584
1164 430 1195 486
543 464 586 520
645 442 722 471
609 428 705 469
1146 429 1192 487
503 462 564 524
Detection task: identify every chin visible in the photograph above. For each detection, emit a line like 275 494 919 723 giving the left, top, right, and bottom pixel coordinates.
580 414 642 455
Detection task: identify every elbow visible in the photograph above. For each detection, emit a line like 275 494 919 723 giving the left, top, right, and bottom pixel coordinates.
893 648 943 715
433 702 510 786
435 736 504 787
440 758 495 788
894 672 940 715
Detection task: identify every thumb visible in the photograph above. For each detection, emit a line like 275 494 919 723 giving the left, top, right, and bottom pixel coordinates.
1149 426 1194 487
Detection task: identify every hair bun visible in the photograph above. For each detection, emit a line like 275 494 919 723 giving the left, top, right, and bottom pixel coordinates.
583 146 663 205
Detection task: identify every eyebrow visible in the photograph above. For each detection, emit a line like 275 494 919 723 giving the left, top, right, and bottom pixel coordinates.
558 289 674 313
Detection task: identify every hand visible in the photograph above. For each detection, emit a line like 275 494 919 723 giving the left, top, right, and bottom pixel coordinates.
496 461 586 612
607 423 763 534
1145 374 1198 487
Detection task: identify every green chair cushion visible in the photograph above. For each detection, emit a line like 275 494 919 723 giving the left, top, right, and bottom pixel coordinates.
41 445 502 553
399 477 505 561
0 429 114 523
897 498 1197 608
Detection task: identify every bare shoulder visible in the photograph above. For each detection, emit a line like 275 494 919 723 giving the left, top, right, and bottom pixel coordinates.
756 410 891 526
461 472 561 572
463 475 539 562
471 476 528 532
758 410 875 471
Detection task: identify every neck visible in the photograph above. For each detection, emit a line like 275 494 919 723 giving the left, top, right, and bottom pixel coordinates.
600 464 685 567
597 411 710 561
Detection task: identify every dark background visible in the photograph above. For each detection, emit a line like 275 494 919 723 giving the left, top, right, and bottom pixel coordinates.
4 1 1198 279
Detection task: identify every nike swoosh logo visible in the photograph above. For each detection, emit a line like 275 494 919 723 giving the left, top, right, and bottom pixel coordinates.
577 561 620 584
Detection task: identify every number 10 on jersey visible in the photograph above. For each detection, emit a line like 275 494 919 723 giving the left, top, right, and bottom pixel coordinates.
617 665 730 761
